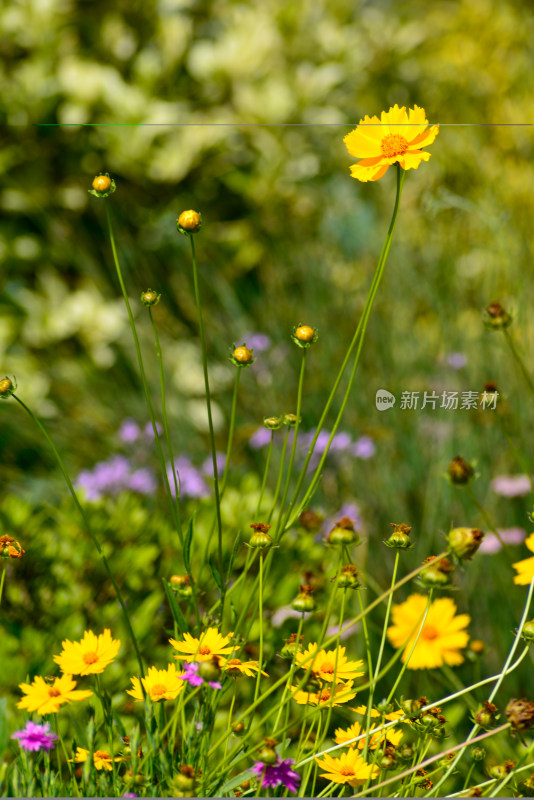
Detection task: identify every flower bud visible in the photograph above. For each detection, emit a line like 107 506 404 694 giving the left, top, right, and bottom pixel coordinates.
473 700 498 729
283 413 300 427
230 344 255 367
280 633 304 659
291 584 316 613
256 738 278 766
177 210 202 235
400 696 427 718
335 564 361 590
0 535 25 559
378 746 397 770
232 722 245 736
0 377 16 400
263 416 282 430
471 747 486 762
468 639 485 657
447 527 484 560
141 289 161 307
448 456 475 485
397 743 414 761
505 697 534 733
172 766 197 796
89 173 116 198
298 509 323 532
488 761 515 780
521 619 534 642
483 301 512 330
384 522 414 550
292 324 318 348
170 574 194 598
198 658 222 683
327 517 360 547
418 556 455 588
249 522 273 550
519 773 534 797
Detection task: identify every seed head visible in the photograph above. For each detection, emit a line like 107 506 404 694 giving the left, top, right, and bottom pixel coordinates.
483 301 512 330
505 697 534 733
447 527 484 560
334 564 361 590
298 509 323 532
473 700 498 729
327 516 360 547
291 584 316 613
418 556 455 588
448 456 475 485
249 522 273 550
385 522 414 550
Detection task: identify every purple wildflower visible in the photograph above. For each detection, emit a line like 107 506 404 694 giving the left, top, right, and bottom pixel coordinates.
122 794 138 798
249 427 273 449
143 421 163 440
242 333 271 352
168 457 210 499
491 474 532 498
129 468 158 494
351 435 376 459
119 419 141 443
76 455 157 501
446 352 467 369
479 527 527 554
251 757 300 792
178 663 221 690
12 721 58 752
202 452 226 477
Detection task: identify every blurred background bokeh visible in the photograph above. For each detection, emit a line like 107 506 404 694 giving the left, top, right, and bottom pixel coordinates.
2 0 534 715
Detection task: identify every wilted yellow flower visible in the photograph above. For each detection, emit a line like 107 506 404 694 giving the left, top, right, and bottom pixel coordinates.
295 643 365 683
343 104 439 182
127 664 185 702
72 747 123 771
17 674 93 715
387 594 470 669
54 629 120 676
169 627 234 662
513 533 534 585
334 720 403 750
315 748 379 786
291 680 357 707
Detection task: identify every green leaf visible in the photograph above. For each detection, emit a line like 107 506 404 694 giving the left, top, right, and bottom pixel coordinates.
0 698 7 760
162 578 188 634
184 515 195 574
208 555 224 592
218 769 251 794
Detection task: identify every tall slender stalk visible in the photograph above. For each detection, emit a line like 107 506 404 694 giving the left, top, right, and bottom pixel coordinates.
12 394 145 678
187 235 224 570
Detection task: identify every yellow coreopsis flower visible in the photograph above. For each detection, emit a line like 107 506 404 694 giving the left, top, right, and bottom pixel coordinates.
17 674 93 715
53 629 121 676
291 680 357 707
295 643 365 683
219 657 268 678
513 533 534 585
315 748 379 787
72 747 123 771
343 104 439 182
352 704 404 722
169 627 234 662
334 720 403 750
127 664 185 702
387 594 470 669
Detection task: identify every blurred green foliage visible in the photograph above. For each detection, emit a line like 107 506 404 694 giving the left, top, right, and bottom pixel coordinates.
2 0 534 754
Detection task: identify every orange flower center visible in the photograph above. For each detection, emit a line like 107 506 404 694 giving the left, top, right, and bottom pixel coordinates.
319 689 331 702
320 661 335 674
381 134 409 159
340 766 356 776
227 659 241 667
151 683 167 697
198 645 211 655
94 751 110 760
48 688 61 697
422 625 439 640
83 651 99 665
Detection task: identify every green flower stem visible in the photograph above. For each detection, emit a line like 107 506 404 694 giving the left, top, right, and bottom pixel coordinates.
0 561 6 607
283 165 406 534
209 551 449 762
187 235 224 571
273 612 305 742
428 573 534 798
274 350 307 539
103 200 183 544
256 431 275 517
266 426 291 524
503 327 534 396
252 552 265 712
53 716 78 796
220 369 240 497
350 723 510 799
465 485 505 547
12 394 145 678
